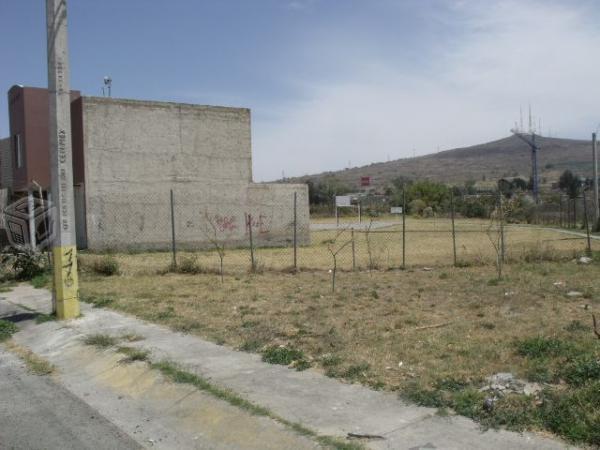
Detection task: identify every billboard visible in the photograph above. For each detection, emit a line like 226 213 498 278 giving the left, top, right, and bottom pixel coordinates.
360 176 371 187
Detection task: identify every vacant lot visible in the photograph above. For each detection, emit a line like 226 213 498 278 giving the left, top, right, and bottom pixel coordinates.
79 217 597 276
79 254 600 446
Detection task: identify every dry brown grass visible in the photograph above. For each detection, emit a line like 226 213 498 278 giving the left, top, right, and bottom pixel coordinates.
5 340 55 375
80 257 600 391
77 218 597 276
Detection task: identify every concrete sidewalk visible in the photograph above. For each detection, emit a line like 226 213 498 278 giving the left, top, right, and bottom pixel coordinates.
2 285 573 450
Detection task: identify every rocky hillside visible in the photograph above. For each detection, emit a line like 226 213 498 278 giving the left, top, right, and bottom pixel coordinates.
290 135 594 189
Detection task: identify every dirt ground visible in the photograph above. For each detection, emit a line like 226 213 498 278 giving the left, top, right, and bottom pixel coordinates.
79 258 600 390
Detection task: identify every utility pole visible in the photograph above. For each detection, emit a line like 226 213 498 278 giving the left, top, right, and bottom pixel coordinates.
46 0 80 319
592 132 598 229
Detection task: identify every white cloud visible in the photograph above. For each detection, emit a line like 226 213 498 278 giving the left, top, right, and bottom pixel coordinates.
252 1 600 181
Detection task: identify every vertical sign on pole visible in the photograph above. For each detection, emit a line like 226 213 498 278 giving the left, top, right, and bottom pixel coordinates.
46 0 79 319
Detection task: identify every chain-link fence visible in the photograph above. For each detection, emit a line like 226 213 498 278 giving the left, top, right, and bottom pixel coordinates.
533 194 597 229
76 189 600 277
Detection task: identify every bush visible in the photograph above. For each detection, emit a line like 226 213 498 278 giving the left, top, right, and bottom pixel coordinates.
1 248 48 280
92 256 120 276
175 257 205 274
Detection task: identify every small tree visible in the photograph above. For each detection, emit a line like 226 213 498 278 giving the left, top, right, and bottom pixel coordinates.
200 211 234 282
558 170 581 199
559 170 583 226
326 228 353 292
486 194 514 279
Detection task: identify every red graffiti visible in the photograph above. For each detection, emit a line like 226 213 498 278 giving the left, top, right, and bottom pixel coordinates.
245 213 271 234
214 215 238 232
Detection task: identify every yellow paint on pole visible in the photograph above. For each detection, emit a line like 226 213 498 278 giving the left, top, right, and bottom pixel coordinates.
52 245 79 319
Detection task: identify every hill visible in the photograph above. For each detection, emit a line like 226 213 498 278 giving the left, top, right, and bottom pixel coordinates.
289 135 594 190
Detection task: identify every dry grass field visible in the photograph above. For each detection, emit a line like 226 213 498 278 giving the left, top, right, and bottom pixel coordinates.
79 217 597 276
79 261 599 388
76 219 600 445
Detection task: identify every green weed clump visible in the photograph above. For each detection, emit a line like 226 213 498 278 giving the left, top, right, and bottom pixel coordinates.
31 273 51 289
80 293 115 308
174 257 205 274
515 336 571 359
560 356 600 386
538 382 600 446
117 346 150 363
83 333 117 348
35 313 57 324
262 345 311 370
0 319 18 342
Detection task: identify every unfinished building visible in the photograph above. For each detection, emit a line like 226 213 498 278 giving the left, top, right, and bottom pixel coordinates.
1 86 309 251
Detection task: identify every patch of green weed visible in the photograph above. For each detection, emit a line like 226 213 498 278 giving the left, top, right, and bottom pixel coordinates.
515 336 571 359
0 320 18 342
83 333 117 348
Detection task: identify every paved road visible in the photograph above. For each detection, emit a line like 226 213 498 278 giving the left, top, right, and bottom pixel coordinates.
0 347 141 450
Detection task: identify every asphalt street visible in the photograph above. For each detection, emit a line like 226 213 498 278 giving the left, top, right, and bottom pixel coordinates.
0 347 141 450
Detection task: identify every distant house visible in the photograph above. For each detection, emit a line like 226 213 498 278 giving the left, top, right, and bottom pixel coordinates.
1 85 309 250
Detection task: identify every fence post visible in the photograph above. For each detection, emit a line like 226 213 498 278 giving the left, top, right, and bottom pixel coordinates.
170 189 177 268
583 190 592 255
450 190 457 266
358 202 362 224
402 186 406 269
559 196 563 228
247 213 255 271
293 192 297 271
351 227 356 271
499 192 505 263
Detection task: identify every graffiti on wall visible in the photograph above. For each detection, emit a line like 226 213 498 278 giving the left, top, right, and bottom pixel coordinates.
244 213 272 235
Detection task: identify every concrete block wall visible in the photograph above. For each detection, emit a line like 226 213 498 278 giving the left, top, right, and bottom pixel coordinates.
81 97 309 251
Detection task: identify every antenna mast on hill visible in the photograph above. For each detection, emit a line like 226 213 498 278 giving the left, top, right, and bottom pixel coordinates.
512 105 541 204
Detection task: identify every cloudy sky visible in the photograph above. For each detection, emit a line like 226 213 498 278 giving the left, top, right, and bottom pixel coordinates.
1 1 599 180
